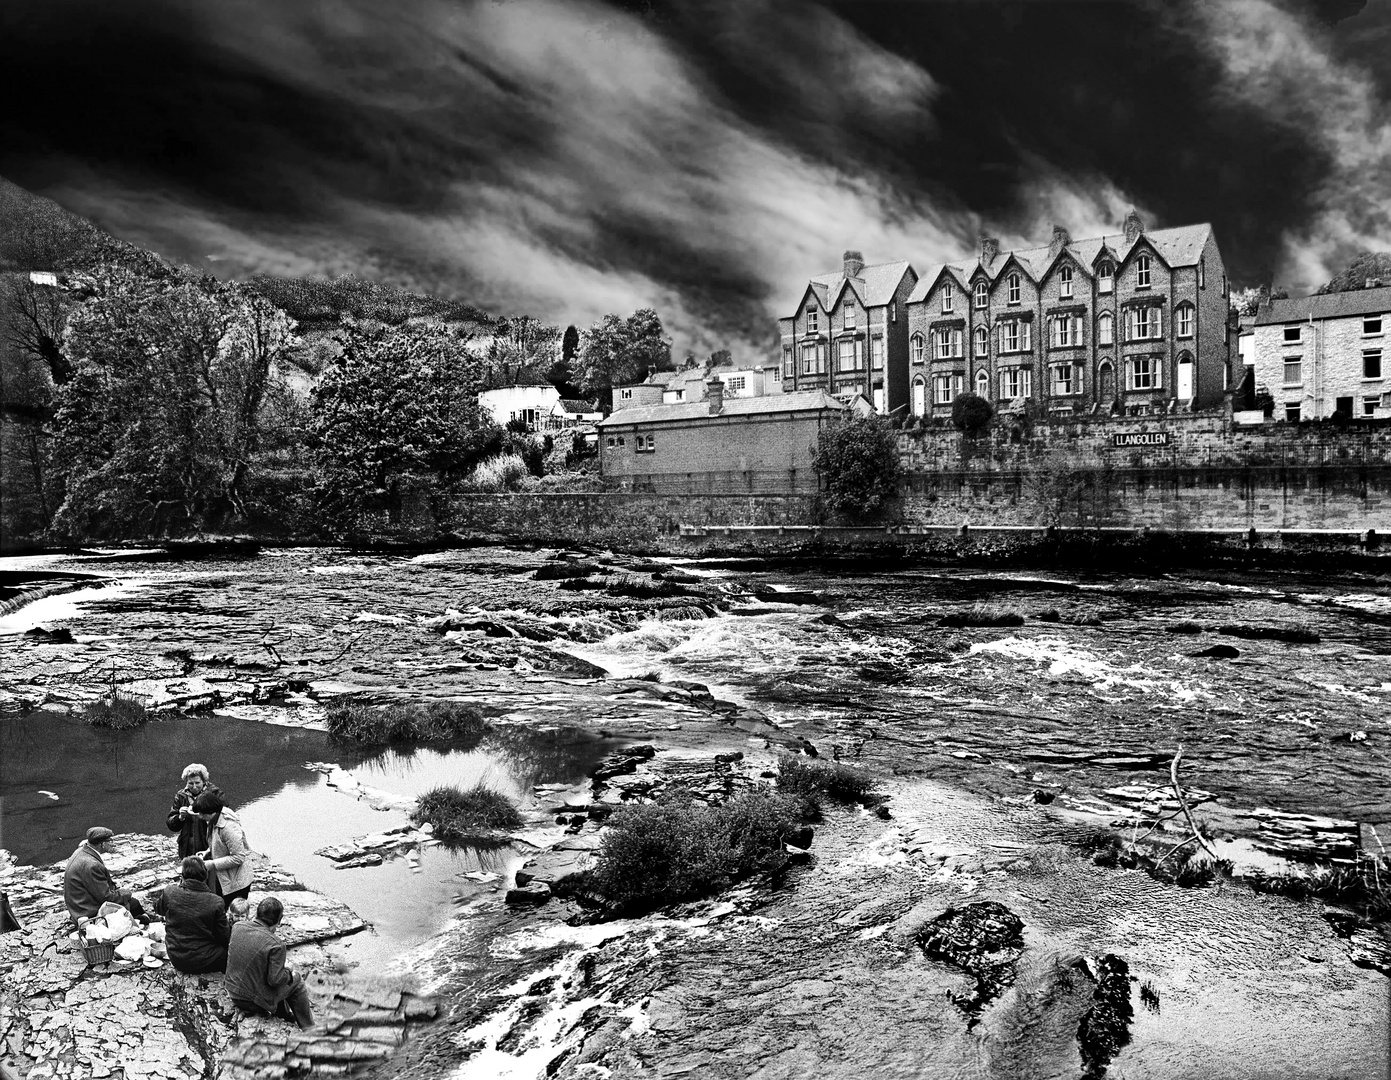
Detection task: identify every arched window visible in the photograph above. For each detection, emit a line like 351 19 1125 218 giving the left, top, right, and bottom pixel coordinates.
1059 265 1074 299
975 370 990 398
1136 254 1152 289
974 326 988 357
1098 312 1114 346
1097 261 1114 294
911 375 926 416
911 333 925 364
1007 273 1021 304
941 283 954 315
974 280 988 309
1176 303 1195 338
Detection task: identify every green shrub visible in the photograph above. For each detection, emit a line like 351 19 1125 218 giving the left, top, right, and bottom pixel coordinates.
579 789 803 914
775 755 876 819
83 694 152 729
325 700 487 744
466 453 532 493
812 416 902 520
412 783 523 837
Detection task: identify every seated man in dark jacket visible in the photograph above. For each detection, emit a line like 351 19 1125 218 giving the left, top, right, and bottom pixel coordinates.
63 827 145 925
153 858 230 974
225 896 314 1029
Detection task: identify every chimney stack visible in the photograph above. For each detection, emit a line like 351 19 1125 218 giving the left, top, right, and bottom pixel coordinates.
706 378 725 414
1049 224 1070 260
842 250 865 279
1122 208 1144 246
979 235 1000 267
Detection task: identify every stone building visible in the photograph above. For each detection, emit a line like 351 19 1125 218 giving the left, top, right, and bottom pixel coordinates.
903 211 1231 419
1252 285 1391 421
597 380 867 494
777 252 919 416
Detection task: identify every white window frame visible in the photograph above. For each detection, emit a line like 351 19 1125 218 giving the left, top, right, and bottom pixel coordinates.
1365 316 1384 336
932 373 954 406
1098 262 1114 294
782 346 794 380
951 329 963 358
1364 396 1380 417
974 326 988 358
941 284 954 315
1136 254 1152 289
1177 304 1194 338
1003 321 1020 353
1059 265 1074 299
805 306 819 333
838 339 856 372
1001 367 1031 399
1007 273 1021 305
1284 402 1301 423
1127 356 1158 391
1098 312 1114 346
726 376 746 392
975 370 990 398
974 281 988 309
871 334 885 370
1284 358 1303 385
843 305 856 330
1365 350 1383 380
1052 363 1075 396
911 333 926 365
1282 325 1301 345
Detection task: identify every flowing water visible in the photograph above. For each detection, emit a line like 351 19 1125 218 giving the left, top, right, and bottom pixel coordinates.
3 545 1390 1074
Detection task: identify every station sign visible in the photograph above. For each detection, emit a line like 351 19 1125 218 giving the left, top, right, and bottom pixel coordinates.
1111 431 1171 448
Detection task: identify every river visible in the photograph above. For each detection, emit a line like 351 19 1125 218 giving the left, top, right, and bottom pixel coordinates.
2 545 1389 1076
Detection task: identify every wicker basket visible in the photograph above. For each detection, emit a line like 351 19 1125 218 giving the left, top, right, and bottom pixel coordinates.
78 936 116 966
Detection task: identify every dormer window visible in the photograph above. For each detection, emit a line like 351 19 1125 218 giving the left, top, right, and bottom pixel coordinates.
805 305 819 333
1136 254 1152 289
1059 265 1074 299
1007 273 1021 304
941 283 954 315
1098 261 1114 294
974 281 988 308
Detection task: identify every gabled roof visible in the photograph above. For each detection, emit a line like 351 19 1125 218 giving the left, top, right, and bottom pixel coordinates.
597 389 849 427
1254 285 1391 326
788 259 912 315
558 398 599 412
906 262 974 303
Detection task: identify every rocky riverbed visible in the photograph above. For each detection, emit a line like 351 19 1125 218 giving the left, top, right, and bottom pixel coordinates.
3 544 1390 1078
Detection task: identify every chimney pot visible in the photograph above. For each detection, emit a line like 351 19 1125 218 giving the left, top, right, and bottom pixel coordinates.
842 250 865 278
706 378 725 414
1049 224 1070 259
1122 208 1145 245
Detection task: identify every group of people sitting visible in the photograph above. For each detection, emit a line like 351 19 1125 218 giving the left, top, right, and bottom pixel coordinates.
61 763 314 1029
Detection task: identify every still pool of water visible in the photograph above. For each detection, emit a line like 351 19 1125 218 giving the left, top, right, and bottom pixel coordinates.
0 711 620 970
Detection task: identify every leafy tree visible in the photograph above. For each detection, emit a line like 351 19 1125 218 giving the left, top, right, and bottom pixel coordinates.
812 415 903 520
309 318 498 493
951 392 993 437
49 269 297 537
575 308 673 404
550 323 583 397
1316 252 1391 295
706 349 732 372
484 315 559 388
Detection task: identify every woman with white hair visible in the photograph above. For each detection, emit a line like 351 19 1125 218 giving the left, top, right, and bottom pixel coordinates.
166 763 223 862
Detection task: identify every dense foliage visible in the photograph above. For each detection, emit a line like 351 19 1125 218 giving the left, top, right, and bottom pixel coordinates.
950 392 993 436
412 783 523 837
574 308 673 403
324 700 488 744
48 268 296 538
812 415 903 519
309 319 499 493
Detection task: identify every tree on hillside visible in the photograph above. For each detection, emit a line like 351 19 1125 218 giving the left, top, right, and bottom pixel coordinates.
3 273 75 385
550 323 583 398
575 308 673 404
812 415 903 520
50 269 297 537
309 319 499 494
483 315 559 388
1317 252 1391 294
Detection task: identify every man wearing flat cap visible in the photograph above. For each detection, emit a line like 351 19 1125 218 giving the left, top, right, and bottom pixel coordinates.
63 827 146 925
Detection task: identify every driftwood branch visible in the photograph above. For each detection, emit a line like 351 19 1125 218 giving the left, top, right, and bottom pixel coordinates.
1170 746 1219 861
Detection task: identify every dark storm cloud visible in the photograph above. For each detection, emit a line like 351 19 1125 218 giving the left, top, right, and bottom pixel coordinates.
0 0 1387 357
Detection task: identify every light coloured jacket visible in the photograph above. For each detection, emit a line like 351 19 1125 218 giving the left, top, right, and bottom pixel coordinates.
205 807 254 895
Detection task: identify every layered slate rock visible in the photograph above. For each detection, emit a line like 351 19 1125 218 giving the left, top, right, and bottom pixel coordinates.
0 834 436 1079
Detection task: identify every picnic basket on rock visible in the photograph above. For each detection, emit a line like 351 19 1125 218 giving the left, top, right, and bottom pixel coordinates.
77 929 117 966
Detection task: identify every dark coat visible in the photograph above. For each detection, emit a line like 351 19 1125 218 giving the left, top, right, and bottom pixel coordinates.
166 782 224 860
153 879 230 974
226 920 300 1014
63 842 123 922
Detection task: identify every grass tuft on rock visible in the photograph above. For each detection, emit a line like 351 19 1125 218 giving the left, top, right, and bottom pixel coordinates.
325 700 488 744
939 603 1026 628
83 693 152 729
573 788 803 915
775 754 877 818
412 783 523 837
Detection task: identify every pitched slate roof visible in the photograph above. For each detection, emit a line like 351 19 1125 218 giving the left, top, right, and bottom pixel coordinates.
597 389 849 427
786 260 912 316
1254 285 1391 326
558 399 599 412
906 262 975 303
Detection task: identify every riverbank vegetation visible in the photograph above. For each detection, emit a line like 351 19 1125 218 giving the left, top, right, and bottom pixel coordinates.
811 416 902 521
775 755 876 818
412 783 523 837
82 693 152 729
570 788 803 915
325 700 488 744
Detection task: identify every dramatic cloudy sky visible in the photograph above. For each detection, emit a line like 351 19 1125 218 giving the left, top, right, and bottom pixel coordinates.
1 0 1388 359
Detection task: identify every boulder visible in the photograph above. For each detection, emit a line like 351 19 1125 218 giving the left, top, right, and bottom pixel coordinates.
505 883 552 906
919 901 1026 1020
1191 644 1241 659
